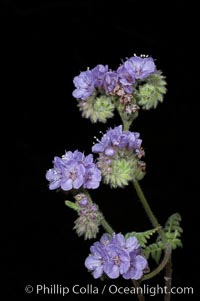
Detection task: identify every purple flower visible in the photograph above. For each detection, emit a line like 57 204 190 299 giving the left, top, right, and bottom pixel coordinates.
92 125 143 157
103 71 118 94
45 157 64 190
92 64 108 88
46 150 101 191
104 246 130 279
108 126 128 149
111 233 140 253
122 251 148 280
83 165 102 189
117 61 136 93
128 56 156 79
104 147 115 157
71 150 86 162
72 70 95 100
92 125 124 155
100 233 112 246
85 244 107 279
60 161 85 190
72 65 108 100
85 233 130 279
125 132 142 150
85 233 147 280
125 236 140 252
83 154 94 166
111 234 147 280
72 56 156 101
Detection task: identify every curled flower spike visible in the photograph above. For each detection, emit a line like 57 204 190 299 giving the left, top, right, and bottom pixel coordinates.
92 126 146 187
73 193 102 240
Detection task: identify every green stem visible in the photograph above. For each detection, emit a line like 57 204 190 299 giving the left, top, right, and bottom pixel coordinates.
115 102 130 131
120 118 166 241
142 244 171 281
164 256 172 301
132 180 166 243
123 121 130 131
132 280 145 301
100 217 114 235
119 116 172 290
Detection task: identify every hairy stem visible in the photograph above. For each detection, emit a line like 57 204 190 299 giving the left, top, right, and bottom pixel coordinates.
132 181 173 286
132 180 166 243
120 118 172 292
115 102 130 131
142 244 171 281
164 257 172 301
100 217 114 235
132 280 145 301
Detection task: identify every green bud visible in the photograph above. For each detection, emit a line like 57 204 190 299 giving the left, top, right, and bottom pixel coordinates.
78 94 115 123
135 71 167 110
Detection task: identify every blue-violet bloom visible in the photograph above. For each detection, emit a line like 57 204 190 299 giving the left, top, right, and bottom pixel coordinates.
72 70 95 100
128 56 156 79
85 233 147 280
46 150 101 191
92 125 142 157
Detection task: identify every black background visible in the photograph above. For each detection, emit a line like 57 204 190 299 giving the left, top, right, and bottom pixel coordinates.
4 0 199 300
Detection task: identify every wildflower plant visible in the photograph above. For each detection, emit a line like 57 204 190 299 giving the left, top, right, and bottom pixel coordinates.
46 54 182 300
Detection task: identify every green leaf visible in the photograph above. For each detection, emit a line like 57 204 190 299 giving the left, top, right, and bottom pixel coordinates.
162 213 183 249
64 200 80 212
144 213 183 264
125 227 160 248
164 213 183 234
143 241 165 264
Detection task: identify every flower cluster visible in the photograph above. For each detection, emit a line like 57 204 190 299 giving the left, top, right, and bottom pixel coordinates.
72 55 164 123
92 125 146 187
92 124 143 156
73 193 102 240
73 57 155 101
45 54 175 290
85 233 147 280
46 150 101 191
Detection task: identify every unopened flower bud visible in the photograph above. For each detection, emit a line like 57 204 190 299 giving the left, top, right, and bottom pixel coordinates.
73 194 102 239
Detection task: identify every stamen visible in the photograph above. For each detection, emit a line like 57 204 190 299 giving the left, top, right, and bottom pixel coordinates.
93 136 101 143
